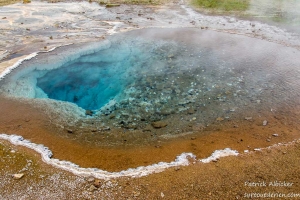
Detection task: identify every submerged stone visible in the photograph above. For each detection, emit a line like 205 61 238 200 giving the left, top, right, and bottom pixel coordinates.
151 121 168 128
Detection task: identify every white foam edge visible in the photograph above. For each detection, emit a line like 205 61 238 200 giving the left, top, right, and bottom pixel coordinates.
0 44 73 81
199 148 239 163
0 133 239 180
0 52 38 80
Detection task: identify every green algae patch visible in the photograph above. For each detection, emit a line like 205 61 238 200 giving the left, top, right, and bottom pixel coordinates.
192 0 249 12
0 0 21 6
105 3 120 7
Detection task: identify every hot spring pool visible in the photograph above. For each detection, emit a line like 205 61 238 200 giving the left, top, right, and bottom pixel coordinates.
1 28 300 136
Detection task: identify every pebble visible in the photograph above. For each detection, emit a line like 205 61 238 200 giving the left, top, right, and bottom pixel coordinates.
263 120 268 126
89 185 98 192
272 134 279 137
85 110 93 116
87 177 95 183
245 117 252 121
13 173 24 179
133 191 140 197
174 166 180 171
187 108 195 114
67 129 73 134
151 121 168 128
102 126 110 131
266 139 271 142
216 117 224 121
93 179 101 188
109 114 115 119
161 192 165 198
191 137 196 140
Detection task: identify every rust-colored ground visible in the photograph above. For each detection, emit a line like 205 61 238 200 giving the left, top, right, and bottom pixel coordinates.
0 95 299 172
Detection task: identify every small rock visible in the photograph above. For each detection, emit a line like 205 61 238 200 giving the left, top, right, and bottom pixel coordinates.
13 173 24 179
93 179 101 188
87 177 95 183
67 129 73 134
109 114 115 119
272 134 279 137
229 18 236 23
161 192 165 198
216 117 224 121
151 121 168 128
245 117 252 121
89 185 98 192
86 110 93 116
233 125 239 128
263 120 268 126
191 137 196 140
174 166 180 171
102 126 110 131
2 17 7 19
266 139 271 142
133 191 140 197
192 117 197 121
187 108 195 114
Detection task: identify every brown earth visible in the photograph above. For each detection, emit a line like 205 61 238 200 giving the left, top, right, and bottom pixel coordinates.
0 94 299 173
1 131 300 199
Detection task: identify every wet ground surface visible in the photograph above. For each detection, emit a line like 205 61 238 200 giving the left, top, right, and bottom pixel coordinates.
1 135 300 199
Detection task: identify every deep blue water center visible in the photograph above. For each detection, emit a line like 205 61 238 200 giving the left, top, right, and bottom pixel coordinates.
37 62 121 110
36 41 134 111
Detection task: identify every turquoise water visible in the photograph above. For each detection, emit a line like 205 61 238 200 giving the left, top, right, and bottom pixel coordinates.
36 48 131 111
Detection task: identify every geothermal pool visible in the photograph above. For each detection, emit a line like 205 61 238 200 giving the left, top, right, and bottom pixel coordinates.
1 28 300 172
